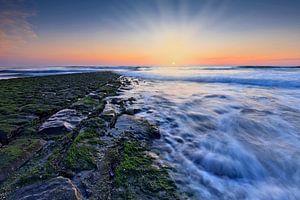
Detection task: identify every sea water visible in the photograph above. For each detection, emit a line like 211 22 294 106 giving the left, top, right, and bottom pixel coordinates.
120 66 300 200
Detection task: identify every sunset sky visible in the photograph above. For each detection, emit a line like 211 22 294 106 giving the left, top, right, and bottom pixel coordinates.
0 0 300 66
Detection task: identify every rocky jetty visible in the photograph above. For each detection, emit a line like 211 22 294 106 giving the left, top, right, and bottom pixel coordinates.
0 72 180 200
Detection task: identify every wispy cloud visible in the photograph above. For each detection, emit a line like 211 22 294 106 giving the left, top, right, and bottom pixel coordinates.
0 4 36 54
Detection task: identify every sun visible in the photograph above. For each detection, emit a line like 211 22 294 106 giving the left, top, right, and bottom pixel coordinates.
172 61 176 65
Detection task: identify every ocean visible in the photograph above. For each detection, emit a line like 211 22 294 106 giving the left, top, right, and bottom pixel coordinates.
1 66 300 199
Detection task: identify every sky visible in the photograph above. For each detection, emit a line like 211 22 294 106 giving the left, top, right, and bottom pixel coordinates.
0 0 300 67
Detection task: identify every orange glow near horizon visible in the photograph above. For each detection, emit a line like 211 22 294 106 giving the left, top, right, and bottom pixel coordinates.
2 22 299 66
2 27 299 66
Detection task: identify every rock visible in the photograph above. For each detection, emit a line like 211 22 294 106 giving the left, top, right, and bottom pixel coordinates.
112 115 161 140
70 103 90 112
0 138 46 182
70 97 99 113
0 131 10 145
123 108 141 115
110 98 123 105
78 147 120 200
127 97 136 102
10 176 83 200
146 122 161 139
0 124 22 145
101 104 118 128
113 140 178 199
102 110 117 128
38 109 86 135
94 91 106 98
87 92 101 100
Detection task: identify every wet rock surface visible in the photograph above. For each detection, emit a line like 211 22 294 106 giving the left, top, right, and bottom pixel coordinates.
112 114 161 140
10 176 83 200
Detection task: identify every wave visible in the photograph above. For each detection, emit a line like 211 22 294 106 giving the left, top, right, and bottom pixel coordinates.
186 76 300 88
118 77 300 199
237 66 300 69
121 71 300 89
184 66 300 71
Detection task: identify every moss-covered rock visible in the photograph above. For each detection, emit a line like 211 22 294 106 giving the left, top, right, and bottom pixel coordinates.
0 72 123 199
71 96 100 114
0 74 182 199
19 104 59 117
0 72 120 146
64 130 103 172
0 138 46 182
114 140 179 200
81 117 106 131
0 124 21 145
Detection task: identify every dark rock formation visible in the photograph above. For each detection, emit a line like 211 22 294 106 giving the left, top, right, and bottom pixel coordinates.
10 176 83 200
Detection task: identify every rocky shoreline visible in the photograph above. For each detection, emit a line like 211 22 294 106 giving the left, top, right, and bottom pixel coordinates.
0 72 180 199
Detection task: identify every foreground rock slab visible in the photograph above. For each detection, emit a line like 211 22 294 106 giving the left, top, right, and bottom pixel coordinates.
10 176 83 200
38 109 86 135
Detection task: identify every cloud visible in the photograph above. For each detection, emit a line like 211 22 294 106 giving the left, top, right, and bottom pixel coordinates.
0 9 36 54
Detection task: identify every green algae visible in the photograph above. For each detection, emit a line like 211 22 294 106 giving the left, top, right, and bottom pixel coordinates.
78 96 99 105
0 138 42 169
0 138 45 183
114 140 178 200
0 73 181 199
19 104 59 117
0 72 123 199
64 130 103 172
0 72 119 145
81 117 106 131
64 145 96 171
